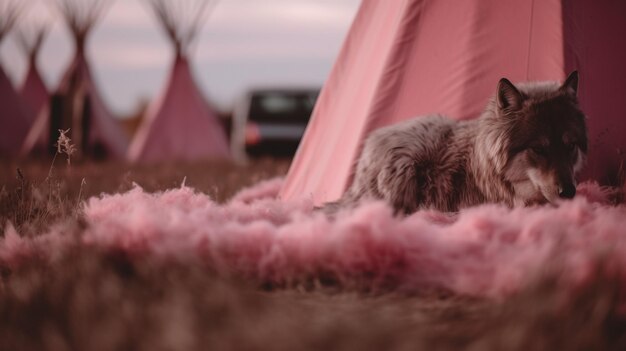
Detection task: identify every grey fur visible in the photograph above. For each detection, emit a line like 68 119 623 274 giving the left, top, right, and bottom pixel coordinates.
327 72 588 215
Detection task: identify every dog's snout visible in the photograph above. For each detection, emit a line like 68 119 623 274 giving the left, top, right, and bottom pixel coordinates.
559 183 576 199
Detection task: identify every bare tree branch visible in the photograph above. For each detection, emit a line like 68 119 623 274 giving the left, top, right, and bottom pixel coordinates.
55 0 113 51
0 0 24 42
16 23 49 61
144 0 218 55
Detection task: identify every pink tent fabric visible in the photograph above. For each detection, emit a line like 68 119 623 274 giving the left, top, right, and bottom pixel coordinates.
17 54 49 156
19 61 48 124
0 66 31 157
280 0 626 205
128 55 230 163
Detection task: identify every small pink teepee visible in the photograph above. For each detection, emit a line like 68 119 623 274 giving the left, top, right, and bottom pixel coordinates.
128 0 230 163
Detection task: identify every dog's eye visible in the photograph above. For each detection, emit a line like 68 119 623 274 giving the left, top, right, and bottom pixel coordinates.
530 146 546 155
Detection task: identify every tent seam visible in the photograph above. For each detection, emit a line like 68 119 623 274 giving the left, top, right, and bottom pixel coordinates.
525 0 536 80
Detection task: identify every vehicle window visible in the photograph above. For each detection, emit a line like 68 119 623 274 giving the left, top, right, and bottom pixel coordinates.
260 95 298 114
249 91 318 123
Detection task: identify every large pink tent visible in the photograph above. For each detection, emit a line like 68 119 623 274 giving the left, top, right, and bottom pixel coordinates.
128 0 230 163
0 4 31 157
280 0 626 205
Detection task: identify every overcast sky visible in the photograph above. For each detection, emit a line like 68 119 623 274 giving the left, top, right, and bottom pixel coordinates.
0 0 360 117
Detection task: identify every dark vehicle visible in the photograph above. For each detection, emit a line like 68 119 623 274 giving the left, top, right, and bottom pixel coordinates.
231 88 319 160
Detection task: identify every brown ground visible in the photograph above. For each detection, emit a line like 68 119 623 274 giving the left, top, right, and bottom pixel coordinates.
1 158 625 350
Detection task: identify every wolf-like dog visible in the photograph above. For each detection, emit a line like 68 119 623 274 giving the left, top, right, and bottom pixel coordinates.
329 71 587 214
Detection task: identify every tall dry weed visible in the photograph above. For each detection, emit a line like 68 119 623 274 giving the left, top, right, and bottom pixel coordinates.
1 130 83 235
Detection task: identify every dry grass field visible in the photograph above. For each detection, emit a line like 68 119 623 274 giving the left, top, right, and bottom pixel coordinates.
0 157 289 234
1 157 625 350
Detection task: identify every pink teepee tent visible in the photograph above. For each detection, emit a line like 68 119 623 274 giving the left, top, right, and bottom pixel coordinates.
0 3 31 157
17 26 48 125
57 0 127 158
23 0 128 159
128 0 230 163
280 0 626 205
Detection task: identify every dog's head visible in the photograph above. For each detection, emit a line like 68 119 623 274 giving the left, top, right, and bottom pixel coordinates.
486 71 588 205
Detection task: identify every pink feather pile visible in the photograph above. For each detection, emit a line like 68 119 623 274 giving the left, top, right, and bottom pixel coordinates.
2 179 625 298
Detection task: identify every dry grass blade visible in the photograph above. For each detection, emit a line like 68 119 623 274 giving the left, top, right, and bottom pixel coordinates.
55 129 77 166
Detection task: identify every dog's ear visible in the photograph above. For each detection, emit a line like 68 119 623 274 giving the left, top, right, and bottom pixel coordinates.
560 70 579 98
497 78 523 112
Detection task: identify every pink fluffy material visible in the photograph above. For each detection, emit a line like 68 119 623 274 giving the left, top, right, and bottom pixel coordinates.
2 179 625 298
